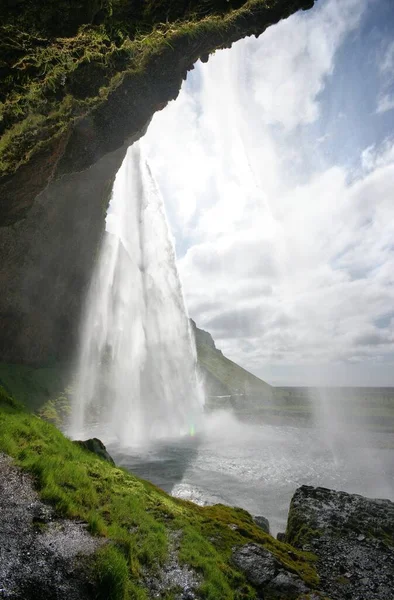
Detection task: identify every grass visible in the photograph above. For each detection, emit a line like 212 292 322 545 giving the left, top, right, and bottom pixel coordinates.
0 385 319 599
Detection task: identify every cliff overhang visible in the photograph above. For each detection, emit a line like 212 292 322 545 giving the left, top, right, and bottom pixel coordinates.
0 0 314 225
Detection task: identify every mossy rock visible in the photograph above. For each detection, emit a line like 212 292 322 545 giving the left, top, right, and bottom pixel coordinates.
74 437 115 465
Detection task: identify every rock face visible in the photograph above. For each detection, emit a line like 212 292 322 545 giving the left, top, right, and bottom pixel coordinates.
190 319 218 351
0 453 101 599
286 485 394 600
0 143 128 365
74 438 115 465
232 543 309 599
253 515 270 534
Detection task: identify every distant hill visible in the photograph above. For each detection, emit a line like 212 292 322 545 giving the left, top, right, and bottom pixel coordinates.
190 320 272 403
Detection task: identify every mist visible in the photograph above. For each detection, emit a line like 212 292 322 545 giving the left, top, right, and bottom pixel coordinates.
70 0 394 535
143 0 394 388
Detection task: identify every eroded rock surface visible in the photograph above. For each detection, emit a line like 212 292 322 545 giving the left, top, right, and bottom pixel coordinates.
286 485 394 600
232 543 309 599
0 453 102 599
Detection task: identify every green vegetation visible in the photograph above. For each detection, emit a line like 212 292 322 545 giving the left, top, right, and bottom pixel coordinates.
196 335 272 398
0 361 67 412
0 386 319 599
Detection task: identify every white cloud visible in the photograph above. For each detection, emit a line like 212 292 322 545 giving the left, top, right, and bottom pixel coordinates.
380 40 394 75
142 0 394 385
376 94 394 115
376 40 394 114
247 0 367 130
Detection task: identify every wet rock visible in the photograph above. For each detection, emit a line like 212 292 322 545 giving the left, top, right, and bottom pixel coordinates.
232 543 278 587
0 453 103 599
285 485 394 600
265 571 309 598
74 438 115 465
232 542 311 599
253 515 270 534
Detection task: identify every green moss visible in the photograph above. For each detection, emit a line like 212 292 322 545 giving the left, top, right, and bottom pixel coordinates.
286 522 322 549
0 361 67 412
0 393 319 598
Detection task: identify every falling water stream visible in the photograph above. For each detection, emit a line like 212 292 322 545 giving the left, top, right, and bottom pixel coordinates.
68 2 394 533
70 143 204 446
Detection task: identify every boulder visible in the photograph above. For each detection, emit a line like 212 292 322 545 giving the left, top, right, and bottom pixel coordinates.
74 438 115 465
232 543 310 599
286 485 394 600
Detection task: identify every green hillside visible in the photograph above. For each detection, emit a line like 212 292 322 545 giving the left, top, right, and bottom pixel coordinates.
191 320 272 401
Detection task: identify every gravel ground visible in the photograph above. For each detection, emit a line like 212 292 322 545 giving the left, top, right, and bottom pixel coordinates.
0 453 103 600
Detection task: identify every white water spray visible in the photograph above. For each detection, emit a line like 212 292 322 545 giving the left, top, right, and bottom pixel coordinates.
70 143 204 446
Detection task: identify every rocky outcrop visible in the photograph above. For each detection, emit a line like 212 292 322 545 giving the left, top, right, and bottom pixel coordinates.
253 514 271 534
232 543 310 599
286 485 394 600
74 438 115 465
0 0 315 224
190 319 218 351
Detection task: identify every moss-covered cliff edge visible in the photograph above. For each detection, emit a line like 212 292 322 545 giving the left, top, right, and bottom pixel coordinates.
0 387 320 599
0 0 314 225
2 385 393 599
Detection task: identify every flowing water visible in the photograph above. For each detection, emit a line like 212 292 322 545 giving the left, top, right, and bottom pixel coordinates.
68 4 394 536
69 143 204 446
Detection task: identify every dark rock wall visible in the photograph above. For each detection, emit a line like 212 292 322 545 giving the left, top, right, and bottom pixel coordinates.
0 142 129 365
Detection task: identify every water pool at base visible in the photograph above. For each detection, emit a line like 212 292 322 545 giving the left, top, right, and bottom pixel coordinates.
108 411 394 535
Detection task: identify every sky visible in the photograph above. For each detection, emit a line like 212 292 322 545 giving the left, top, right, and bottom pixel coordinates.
141 0 394 387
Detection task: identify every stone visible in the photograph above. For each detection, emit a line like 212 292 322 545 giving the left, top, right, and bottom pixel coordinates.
74 438 115 465
265 571 309 598
232 543 278 588
285 485 394 600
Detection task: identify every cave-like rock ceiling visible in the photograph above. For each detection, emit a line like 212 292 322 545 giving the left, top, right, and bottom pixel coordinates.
0 0 314 225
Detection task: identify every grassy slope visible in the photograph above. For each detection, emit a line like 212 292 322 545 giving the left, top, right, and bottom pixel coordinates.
0 361 67 412
196 341 271 397
0 387 318 599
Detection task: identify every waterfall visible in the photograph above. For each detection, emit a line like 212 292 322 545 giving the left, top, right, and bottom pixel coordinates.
69 143 204 446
